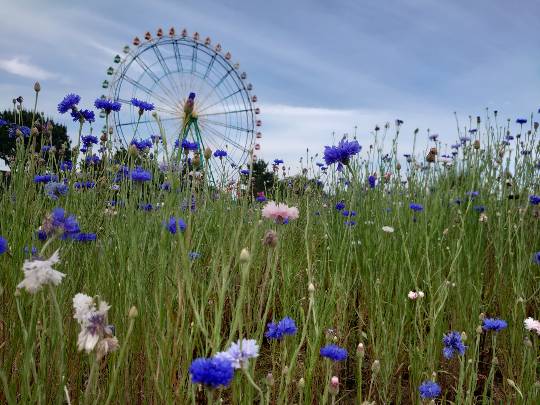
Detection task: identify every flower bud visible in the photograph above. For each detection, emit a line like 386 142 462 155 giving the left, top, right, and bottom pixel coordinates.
461 331 467 342
474 140 480 150
297 378 305 388
308 282 315 293
128 306 138 318
476 325 483 334
357 342 365 358
34 82 41 93
239 248 250 264
371 359 380 374
266 373 274 387
204 146 212 160
262 229 278 247
329 376 339 395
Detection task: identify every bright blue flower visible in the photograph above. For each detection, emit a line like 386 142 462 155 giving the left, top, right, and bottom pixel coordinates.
175 138 199 150
37 230 47 241
419 381 441 399
8 124 30 139
533 251 540 265
51 207 80 236
41 145 51 154
45 182 68 200
273 159 284 165
82 135 98 147
0 236 7 255
71 109 95 123
473 205 485 213
57 93 80 114
0 118 7 127
527 195 540 205
74 233 97 242
516 118 527 125
256 195 267 202
368 175 376 189
265 317 297 340
74 181 96 189
130 167 152 182
34 174 58 183
320 344 348 361
60 161 73 171
24 245 37 256
131 98 154 112
409 203 423 212
213 149 227 158
240 169 250 175
323 139 361 166
114 166 130 182
442 331 466 359
482 318 508 332
165 217 186 234
138 203 154 211
94 98 121 113
429 134 439 141
344 220 356 226
335 201 345 211
130 138 153 151
189 357 234 388
161 182 171 191
85 154 101 165
460 136 471 143
342 210 356 217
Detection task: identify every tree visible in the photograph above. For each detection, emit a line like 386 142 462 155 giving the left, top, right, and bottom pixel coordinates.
246 159 275 196
0 109 71 165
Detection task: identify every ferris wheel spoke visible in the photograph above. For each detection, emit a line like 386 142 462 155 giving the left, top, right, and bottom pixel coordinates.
197 88 242 114
199 117 251 133
132 56 180 105
199 121 251 153
119 76 172 106
196 68 234 110
151 45 183 100
198 108 251 118
117 116 179 127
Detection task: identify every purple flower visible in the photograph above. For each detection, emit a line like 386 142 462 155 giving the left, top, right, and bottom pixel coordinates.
483 318 508 332
71 109 95 123
0 236 7 255
130 167 152 182
335 201 345 211
57 93 80 114
189 357 234 388
419 381 441 399
409 203 423 212
213 149 227 158
323 139 361 166
94 98 121 113
368 175 376 189
165 217 186 234
265 317 297 340
131 98 154 112
442 331 466 359
320 344 348 361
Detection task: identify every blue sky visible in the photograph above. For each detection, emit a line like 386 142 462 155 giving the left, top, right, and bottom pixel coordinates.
1 0 539 167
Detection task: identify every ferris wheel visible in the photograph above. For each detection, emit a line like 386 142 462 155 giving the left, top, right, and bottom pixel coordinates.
100 27 262 179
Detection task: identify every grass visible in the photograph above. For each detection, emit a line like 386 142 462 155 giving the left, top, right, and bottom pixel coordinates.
0 92 539 404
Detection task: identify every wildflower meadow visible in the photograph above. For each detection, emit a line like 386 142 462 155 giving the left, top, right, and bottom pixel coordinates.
1 66 540 405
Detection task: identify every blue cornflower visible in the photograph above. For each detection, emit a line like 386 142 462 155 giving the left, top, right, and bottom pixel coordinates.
460 136 471 143
161 182 171 191
165 217 186 234
429 134 439 141
37 230 47 241
51 207 80 236
409 203 423 212
529 195 540 205
94 98 121 113
342 210 356 217
368 175 376 189
34 174 58 183
320 344 348 361
335 201 345 211
71 109 95 123
45 182 68 200
240 169 250 175
256 194 266 202
85 154 101 165
130 138 153 151
451 143 460 150
60 161 73 171
7 124 30 139
468 128 477 134
74 181 96 189
419 381 441 399
131 98 154 112
189 251 201 260
114 166 130 182
0 236 7 255
82 135 98 147
344 220 356 226
273 159 284 165
323 139 361 166
74 233 97 242
139 203 154 211
213 149 227 158
175 138 199 151
516 118 527 125
505 135 514 141
483 318 508 332
57 93 80 114
265 317 298 340
24 245 38 256
466 191 479 198
181 196 197 212
442 331 466 359
0 118 7 127
533 251 540 265
473 205 485 213
130 167 151 182
189 357 234 388
41 145 51 154
316 162 325 167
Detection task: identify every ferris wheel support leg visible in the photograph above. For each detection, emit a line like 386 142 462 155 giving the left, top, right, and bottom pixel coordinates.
193 120 216 185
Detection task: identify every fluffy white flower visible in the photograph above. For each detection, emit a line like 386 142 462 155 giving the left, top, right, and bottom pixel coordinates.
524 317 540 335
216 339 259 369
382 226 394 233
408 290 425 300
78 329 100 353
73 293 113 353
17 250 65 293
73 293 95 324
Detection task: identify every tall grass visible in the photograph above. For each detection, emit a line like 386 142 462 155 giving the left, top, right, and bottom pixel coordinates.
0 90 539 404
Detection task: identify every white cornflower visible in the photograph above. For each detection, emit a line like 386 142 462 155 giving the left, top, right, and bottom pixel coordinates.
524 317 540 336
216 339 259 369
17 250 65 294
73 293 95 324
382 226 394 233
73 294 114 354
408 290 425 300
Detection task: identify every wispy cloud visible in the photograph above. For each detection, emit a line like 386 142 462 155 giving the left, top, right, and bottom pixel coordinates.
0 57 59 80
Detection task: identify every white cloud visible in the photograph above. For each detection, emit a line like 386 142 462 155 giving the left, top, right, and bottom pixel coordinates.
0 57 58 80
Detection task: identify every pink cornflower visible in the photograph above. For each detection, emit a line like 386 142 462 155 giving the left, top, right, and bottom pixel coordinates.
261 201 299 223
524 317 540 335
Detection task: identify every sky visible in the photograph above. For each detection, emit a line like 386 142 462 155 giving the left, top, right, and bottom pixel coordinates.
0 0 539 170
